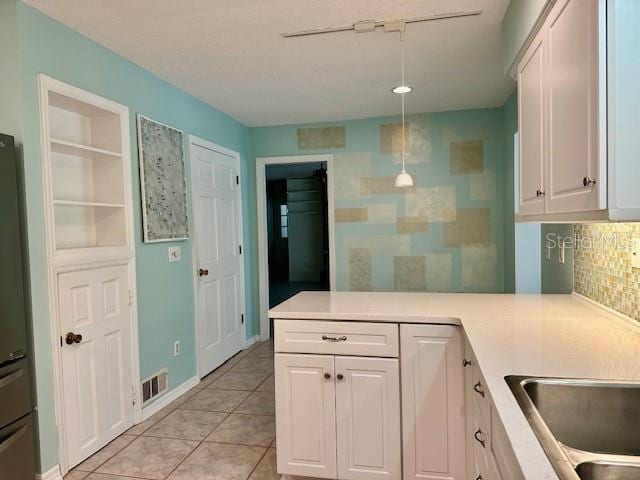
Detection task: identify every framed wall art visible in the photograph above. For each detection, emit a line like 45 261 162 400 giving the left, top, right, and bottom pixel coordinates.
136 114 189 242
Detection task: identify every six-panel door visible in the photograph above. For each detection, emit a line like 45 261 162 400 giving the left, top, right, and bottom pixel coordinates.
400 324 465 480
335 356 401 480
275 353 337 479
58 265 134 468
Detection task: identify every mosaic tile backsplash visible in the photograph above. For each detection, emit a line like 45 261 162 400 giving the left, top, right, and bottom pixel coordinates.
251 109 506 293
574 223 640 322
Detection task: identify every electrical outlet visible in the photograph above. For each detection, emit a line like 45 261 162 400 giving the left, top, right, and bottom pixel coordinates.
173 341 181 356
632 238 640 269
168 246 181 262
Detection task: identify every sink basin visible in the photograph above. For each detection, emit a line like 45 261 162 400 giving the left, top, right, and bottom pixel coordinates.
522 379 640 455
506 376 640 480
575 462 640 480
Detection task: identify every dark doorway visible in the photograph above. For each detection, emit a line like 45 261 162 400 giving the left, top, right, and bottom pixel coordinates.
265 162 330 308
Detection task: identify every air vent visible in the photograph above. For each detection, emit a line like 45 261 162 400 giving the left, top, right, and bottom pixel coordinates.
141 369 168 405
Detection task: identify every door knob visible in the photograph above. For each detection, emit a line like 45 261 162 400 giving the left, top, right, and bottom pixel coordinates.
198 268 209 277
65 332 83 345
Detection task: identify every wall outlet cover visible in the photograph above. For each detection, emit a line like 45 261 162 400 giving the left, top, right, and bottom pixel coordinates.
632 238 640 269
174 340 181 356
168 246 181 262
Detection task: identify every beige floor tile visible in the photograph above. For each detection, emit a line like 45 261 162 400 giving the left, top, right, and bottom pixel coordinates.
231 357 273 374
180 389 250 413
64 472 89 480
73 434 137 472
234 391 275 416
206 414 275 446
97 436 197 480
167 442 265 480
144 409 227 440
85 474 142 480
210 372 268 391
249 449 278 480
255 374 274 393
247 345 274 359
166 389 199 409
126 409 170 435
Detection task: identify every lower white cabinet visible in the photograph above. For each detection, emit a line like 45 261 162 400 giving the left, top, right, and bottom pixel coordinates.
400 324 465 480
275 353 401 480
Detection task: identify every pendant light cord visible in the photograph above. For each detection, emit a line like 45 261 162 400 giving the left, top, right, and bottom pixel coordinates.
401 34 406 173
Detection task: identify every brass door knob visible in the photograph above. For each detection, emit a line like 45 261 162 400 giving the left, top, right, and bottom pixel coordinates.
198 268 209 277
65 332 83 345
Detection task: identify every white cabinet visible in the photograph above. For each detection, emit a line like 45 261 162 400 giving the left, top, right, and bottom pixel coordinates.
275 353 337 479
335 356 401 480
275 353 401 480
400 325 465 480
517 0 640 221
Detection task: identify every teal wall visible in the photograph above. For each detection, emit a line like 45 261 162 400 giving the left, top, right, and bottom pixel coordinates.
251 109 510 293
0 0 22 139
13 2 256 472
502 0 548 73
501 91 517 292
541 224 574 294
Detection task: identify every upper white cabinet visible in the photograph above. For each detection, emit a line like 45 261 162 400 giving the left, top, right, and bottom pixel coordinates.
400 324 465 480
517 0 640 221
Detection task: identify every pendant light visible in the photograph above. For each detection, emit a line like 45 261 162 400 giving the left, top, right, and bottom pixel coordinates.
394 28 414 188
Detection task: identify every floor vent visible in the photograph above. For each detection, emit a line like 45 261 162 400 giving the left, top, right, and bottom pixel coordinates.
141 369 168 405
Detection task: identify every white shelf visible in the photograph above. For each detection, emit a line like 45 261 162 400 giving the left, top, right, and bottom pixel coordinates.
54 200 125 208
50 138 122 159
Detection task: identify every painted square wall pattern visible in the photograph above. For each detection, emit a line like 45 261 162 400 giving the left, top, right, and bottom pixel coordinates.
251 109 507 292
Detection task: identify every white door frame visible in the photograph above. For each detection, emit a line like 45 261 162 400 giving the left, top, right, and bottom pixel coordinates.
37 75 141 475
256 154 336 340
189 135 248 378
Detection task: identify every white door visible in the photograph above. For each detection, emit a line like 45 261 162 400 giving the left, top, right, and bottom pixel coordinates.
58 265 133 468
518 28 547 215
546 0 600 213
275 353 337 479
191 143 245 377
335 356 401 480
400 324 465 480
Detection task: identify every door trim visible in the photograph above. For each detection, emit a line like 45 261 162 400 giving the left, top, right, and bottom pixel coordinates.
188 135 248 378
37 75 141 475
256 154 336 341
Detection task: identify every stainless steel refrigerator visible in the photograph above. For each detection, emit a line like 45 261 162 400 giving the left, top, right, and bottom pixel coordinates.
0 134 36 479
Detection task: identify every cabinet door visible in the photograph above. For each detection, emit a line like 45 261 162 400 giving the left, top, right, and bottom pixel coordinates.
546 0 601 213
518 28 546 215
275 353 337 479
335 356 401 480
401 325 465 480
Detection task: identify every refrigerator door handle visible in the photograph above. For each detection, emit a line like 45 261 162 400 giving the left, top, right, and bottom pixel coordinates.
0 424 27 455
0 368 23 390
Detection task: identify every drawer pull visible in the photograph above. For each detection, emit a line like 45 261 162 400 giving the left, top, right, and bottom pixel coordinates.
324 373 331 380
321 335 347 342
475 475 483 480
473 381 485 398
463 358 472 367
474 428 486 448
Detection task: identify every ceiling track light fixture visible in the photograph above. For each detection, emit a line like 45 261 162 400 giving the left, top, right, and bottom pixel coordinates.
394 22 414 188
281 10 482 38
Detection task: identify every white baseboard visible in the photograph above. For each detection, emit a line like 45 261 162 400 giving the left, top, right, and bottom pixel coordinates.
140 374 199 421
36 465 63 480
245 335 260 348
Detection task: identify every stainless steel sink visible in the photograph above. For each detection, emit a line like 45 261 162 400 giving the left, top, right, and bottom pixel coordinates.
506 376 640 480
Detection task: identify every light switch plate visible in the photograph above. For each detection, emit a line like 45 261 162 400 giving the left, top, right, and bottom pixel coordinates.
632 238 640 269
168 246 181 262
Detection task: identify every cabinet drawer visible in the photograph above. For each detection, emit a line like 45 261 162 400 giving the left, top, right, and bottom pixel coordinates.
274 320 399 357
491 410 524 480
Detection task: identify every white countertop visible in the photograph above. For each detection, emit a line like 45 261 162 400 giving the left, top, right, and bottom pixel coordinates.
269 291 640 480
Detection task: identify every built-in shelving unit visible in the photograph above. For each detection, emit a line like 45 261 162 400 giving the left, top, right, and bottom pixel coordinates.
40 76 133 257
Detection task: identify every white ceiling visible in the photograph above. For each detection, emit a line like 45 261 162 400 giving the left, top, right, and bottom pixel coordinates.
24 0 514 127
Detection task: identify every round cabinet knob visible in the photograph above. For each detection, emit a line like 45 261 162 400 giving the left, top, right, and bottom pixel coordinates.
337 374 344 380
324 373 331 380
536 189 545 198
583 176 596 187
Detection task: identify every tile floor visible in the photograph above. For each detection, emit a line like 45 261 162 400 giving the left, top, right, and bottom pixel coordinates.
64 341 277 480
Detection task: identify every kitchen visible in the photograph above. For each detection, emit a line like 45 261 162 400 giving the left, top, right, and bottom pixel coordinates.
1 1 639 480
